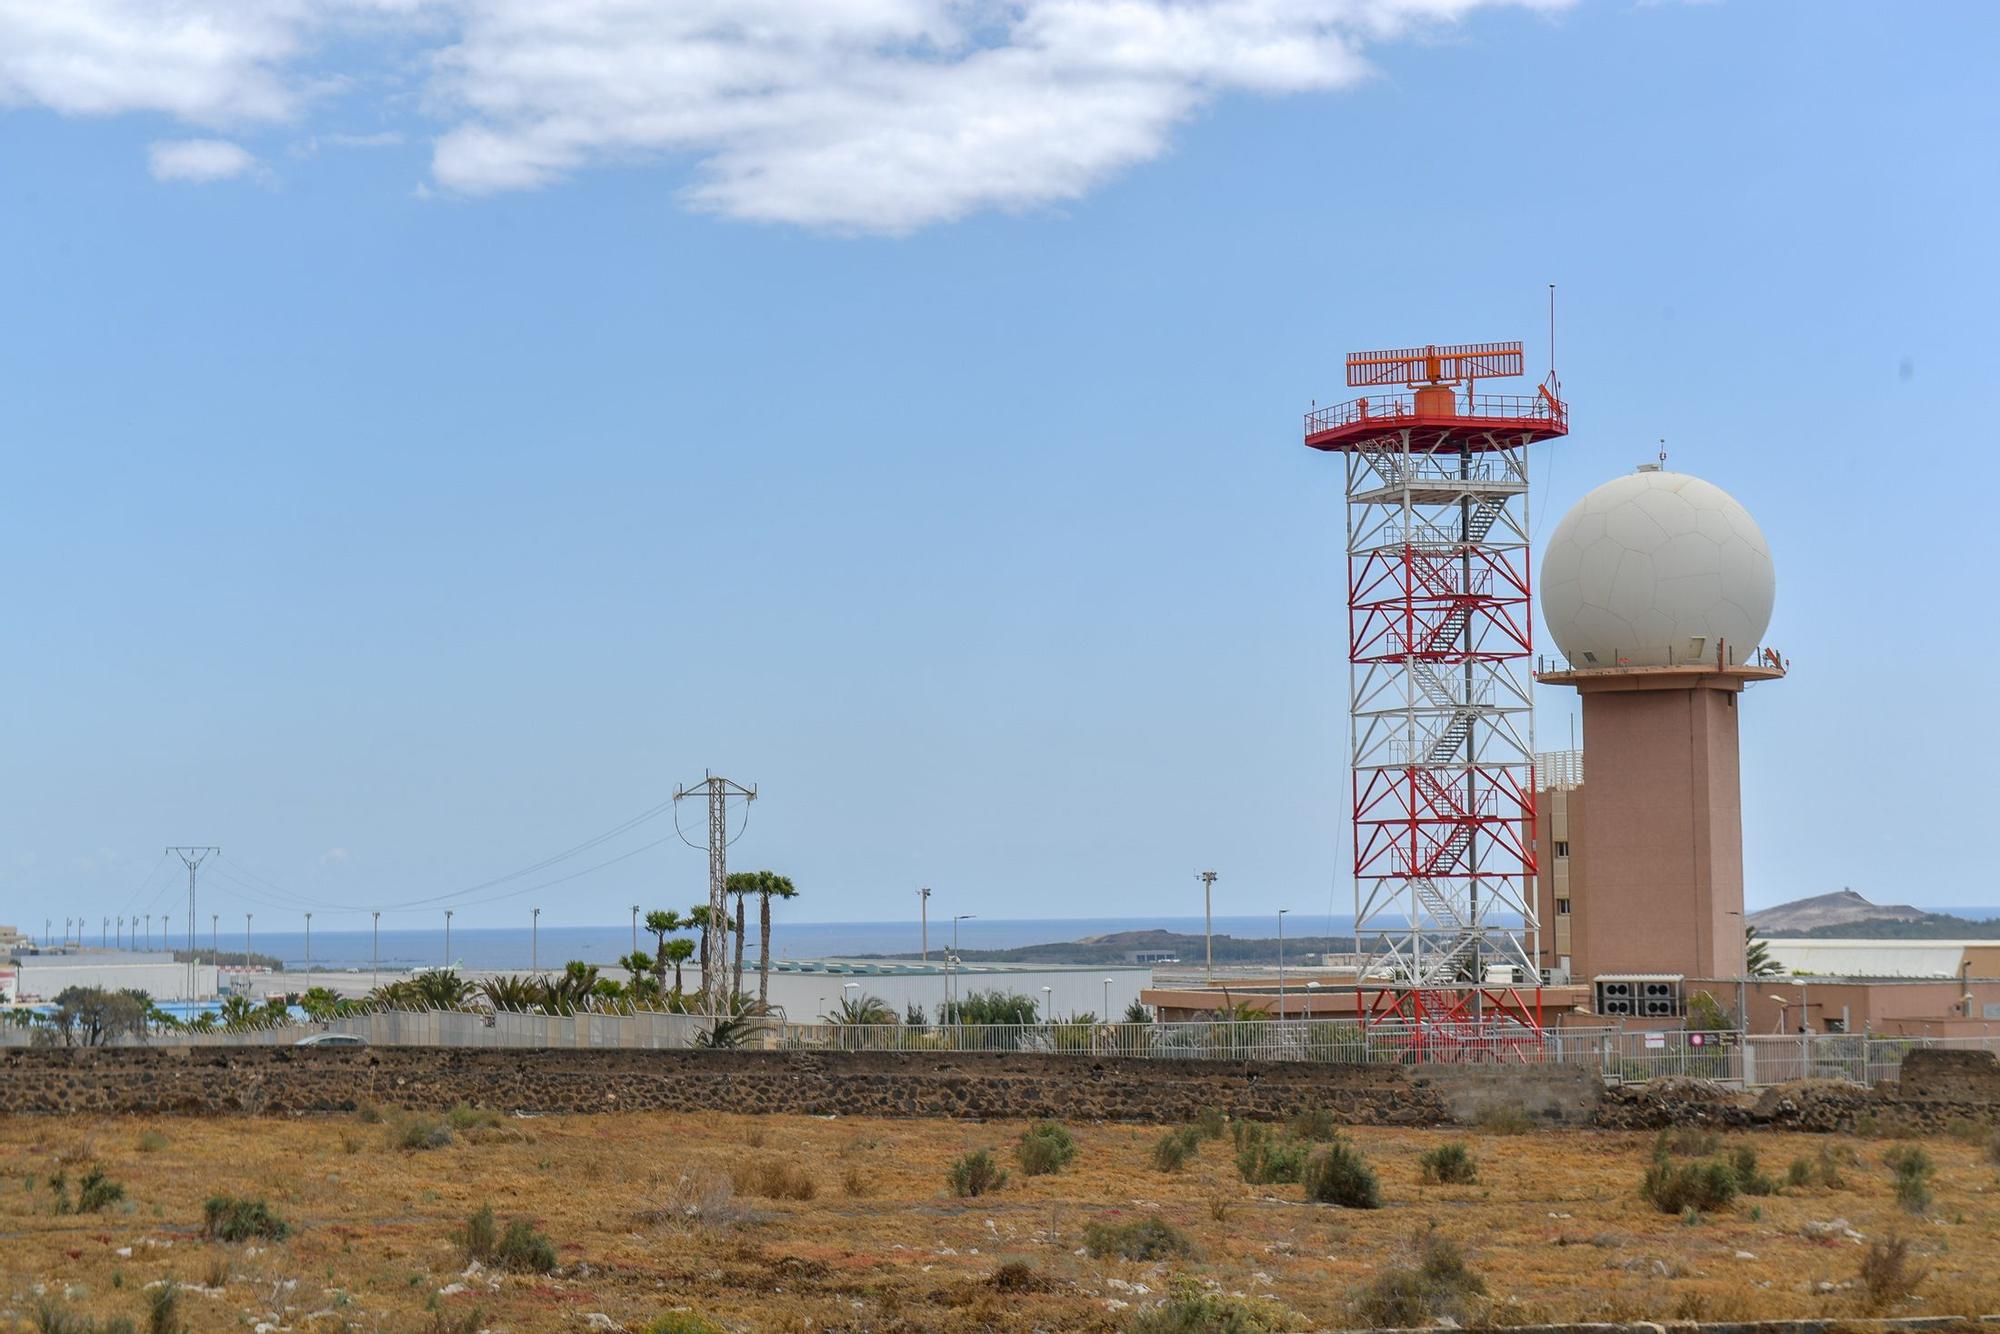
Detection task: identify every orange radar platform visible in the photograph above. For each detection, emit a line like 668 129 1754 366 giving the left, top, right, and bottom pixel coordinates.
1304 340 1566 452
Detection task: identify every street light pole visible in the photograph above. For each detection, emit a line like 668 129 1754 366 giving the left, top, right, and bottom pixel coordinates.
371 911 380 991
631 905 640 958
1041 986 1053 1022
1197 871 1217 984
531 907 541 975
444 909 454 968
1104 977 1112 1021
950 914 975 1018
304 913 312 990
919 887 931 962
1278 909 1290 1019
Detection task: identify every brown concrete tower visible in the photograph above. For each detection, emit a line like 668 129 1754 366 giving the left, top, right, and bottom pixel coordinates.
1535 467 1785 990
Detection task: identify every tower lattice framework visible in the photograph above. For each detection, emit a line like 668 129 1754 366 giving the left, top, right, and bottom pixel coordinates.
1304 342 1567 1047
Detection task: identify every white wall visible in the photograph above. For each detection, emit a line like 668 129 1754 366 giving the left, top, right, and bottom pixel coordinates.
12 957 220 1002
711 963 1153 1021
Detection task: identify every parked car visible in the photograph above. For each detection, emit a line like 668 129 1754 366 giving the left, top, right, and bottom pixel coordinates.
293 1032 367 1047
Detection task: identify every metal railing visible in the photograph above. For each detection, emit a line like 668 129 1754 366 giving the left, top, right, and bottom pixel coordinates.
1307 392 1566 437
8 1005 1996 1091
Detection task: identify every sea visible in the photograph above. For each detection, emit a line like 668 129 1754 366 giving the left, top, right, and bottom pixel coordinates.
101 905 2000 975
155 915 1369 974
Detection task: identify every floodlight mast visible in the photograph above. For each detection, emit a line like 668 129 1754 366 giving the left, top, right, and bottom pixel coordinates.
1304 338 1566 1055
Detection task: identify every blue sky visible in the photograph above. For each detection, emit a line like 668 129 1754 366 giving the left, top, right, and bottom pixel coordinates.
1 1 1994 933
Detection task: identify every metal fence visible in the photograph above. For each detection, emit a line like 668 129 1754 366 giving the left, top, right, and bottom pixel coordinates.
9 1007 1998 1090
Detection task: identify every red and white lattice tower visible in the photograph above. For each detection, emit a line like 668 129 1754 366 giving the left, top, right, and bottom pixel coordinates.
1303 342 1567 1054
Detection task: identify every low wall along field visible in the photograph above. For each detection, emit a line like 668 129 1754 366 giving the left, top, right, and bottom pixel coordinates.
3 1045 1997 1129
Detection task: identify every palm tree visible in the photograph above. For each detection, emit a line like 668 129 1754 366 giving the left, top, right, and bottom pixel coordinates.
480 975 542 1011
1746 926 1782 978
300 987 346 1020
828 991 897 1026
726 870 798 1011
643 910 685 991
660 938 694 994
725 875 753 999
218 995 257 1028
619 951 654 990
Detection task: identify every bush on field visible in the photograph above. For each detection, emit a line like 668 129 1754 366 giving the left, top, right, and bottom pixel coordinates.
1233 1124 1307 1186
1192 1107 1228 1141
1858 1235 1928 1311
1350 1227 1487 1329
643 1314 726 1334
1885 1146 1934 1214
1303 1139 1381 1209
50 1165 125 1216
1728 1144 1777 1196
1015 1121 1077 1176
1419 1142 1478 1185
1152 1127 1201 1173
731 1158 818 1201
1285 1108 1338 1142
201 1195 290 1243
388 1114 453 1152
947 1149 1007 1198
457 1203 557 1273
1128 1277 1291 1334
1081 1216 1194 1262
1639 1151 1736 1215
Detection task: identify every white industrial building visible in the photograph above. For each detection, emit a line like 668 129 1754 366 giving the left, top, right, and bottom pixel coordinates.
728 959 1152 1021
1760 939 2000 979
6 952 219 1003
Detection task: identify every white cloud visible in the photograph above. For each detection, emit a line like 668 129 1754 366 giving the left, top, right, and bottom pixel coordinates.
2 0 1568 230
148 137 258 182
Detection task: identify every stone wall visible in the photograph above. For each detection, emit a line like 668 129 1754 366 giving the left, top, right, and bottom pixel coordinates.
0 1046 1456 1124
7 1046 1996 1130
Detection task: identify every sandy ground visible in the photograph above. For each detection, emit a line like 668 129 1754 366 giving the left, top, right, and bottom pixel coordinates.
2 1111 1996 1332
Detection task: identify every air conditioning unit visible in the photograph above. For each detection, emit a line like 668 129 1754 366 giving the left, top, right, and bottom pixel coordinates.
1595 975 1685 1017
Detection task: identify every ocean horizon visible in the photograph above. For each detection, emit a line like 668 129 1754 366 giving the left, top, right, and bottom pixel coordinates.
67 905 2000 974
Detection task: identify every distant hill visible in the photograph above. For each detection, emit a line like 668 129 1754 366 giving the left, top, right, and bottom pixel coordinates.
1751 889 1999 938
868 929 1355 966
1749 889 1926 933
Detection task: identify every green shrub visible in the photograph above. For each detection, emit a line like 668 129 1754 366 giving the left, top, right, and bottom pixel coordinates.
1728 1145 1777 1196
201 1195 290 1243
1639 1153 1737 1215
1081 1216 1194 1262
136 1131 168 1155
1303 1140 1381 1209
1661 1126 1721 1156
1419 1142 1478 1185
1192 1107 1228 1141
494 1219 558 1274
1785 1156 1814 1189
1886 1146 1933 1214
445 1104 503 1132
1015 1121 1077 1176
643 1315 726 1334
1151 1127 1200 1173
1858 1235 1928 1311
1128 1277 1290 1334
946 1149 1007 1198
32 1302 135 1334
458 1204 499 1264
390 1115 453 1151
1285 1108 1338 1141
145 1283 186 1334
1233 1124 1307 1186
1350 1228 1487 1328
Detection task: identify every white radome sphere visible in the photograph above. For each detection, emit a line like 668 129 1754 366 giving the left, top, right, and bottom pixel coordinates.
1540 469 1774 668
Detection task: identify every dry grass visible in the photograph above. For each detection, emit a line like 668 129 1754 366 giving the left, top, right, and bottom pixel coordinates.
0 1112 1996 1331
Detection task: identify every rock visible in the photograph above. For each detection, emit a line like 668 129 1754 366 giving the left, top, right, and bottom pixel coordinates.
581 1314 621 1330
